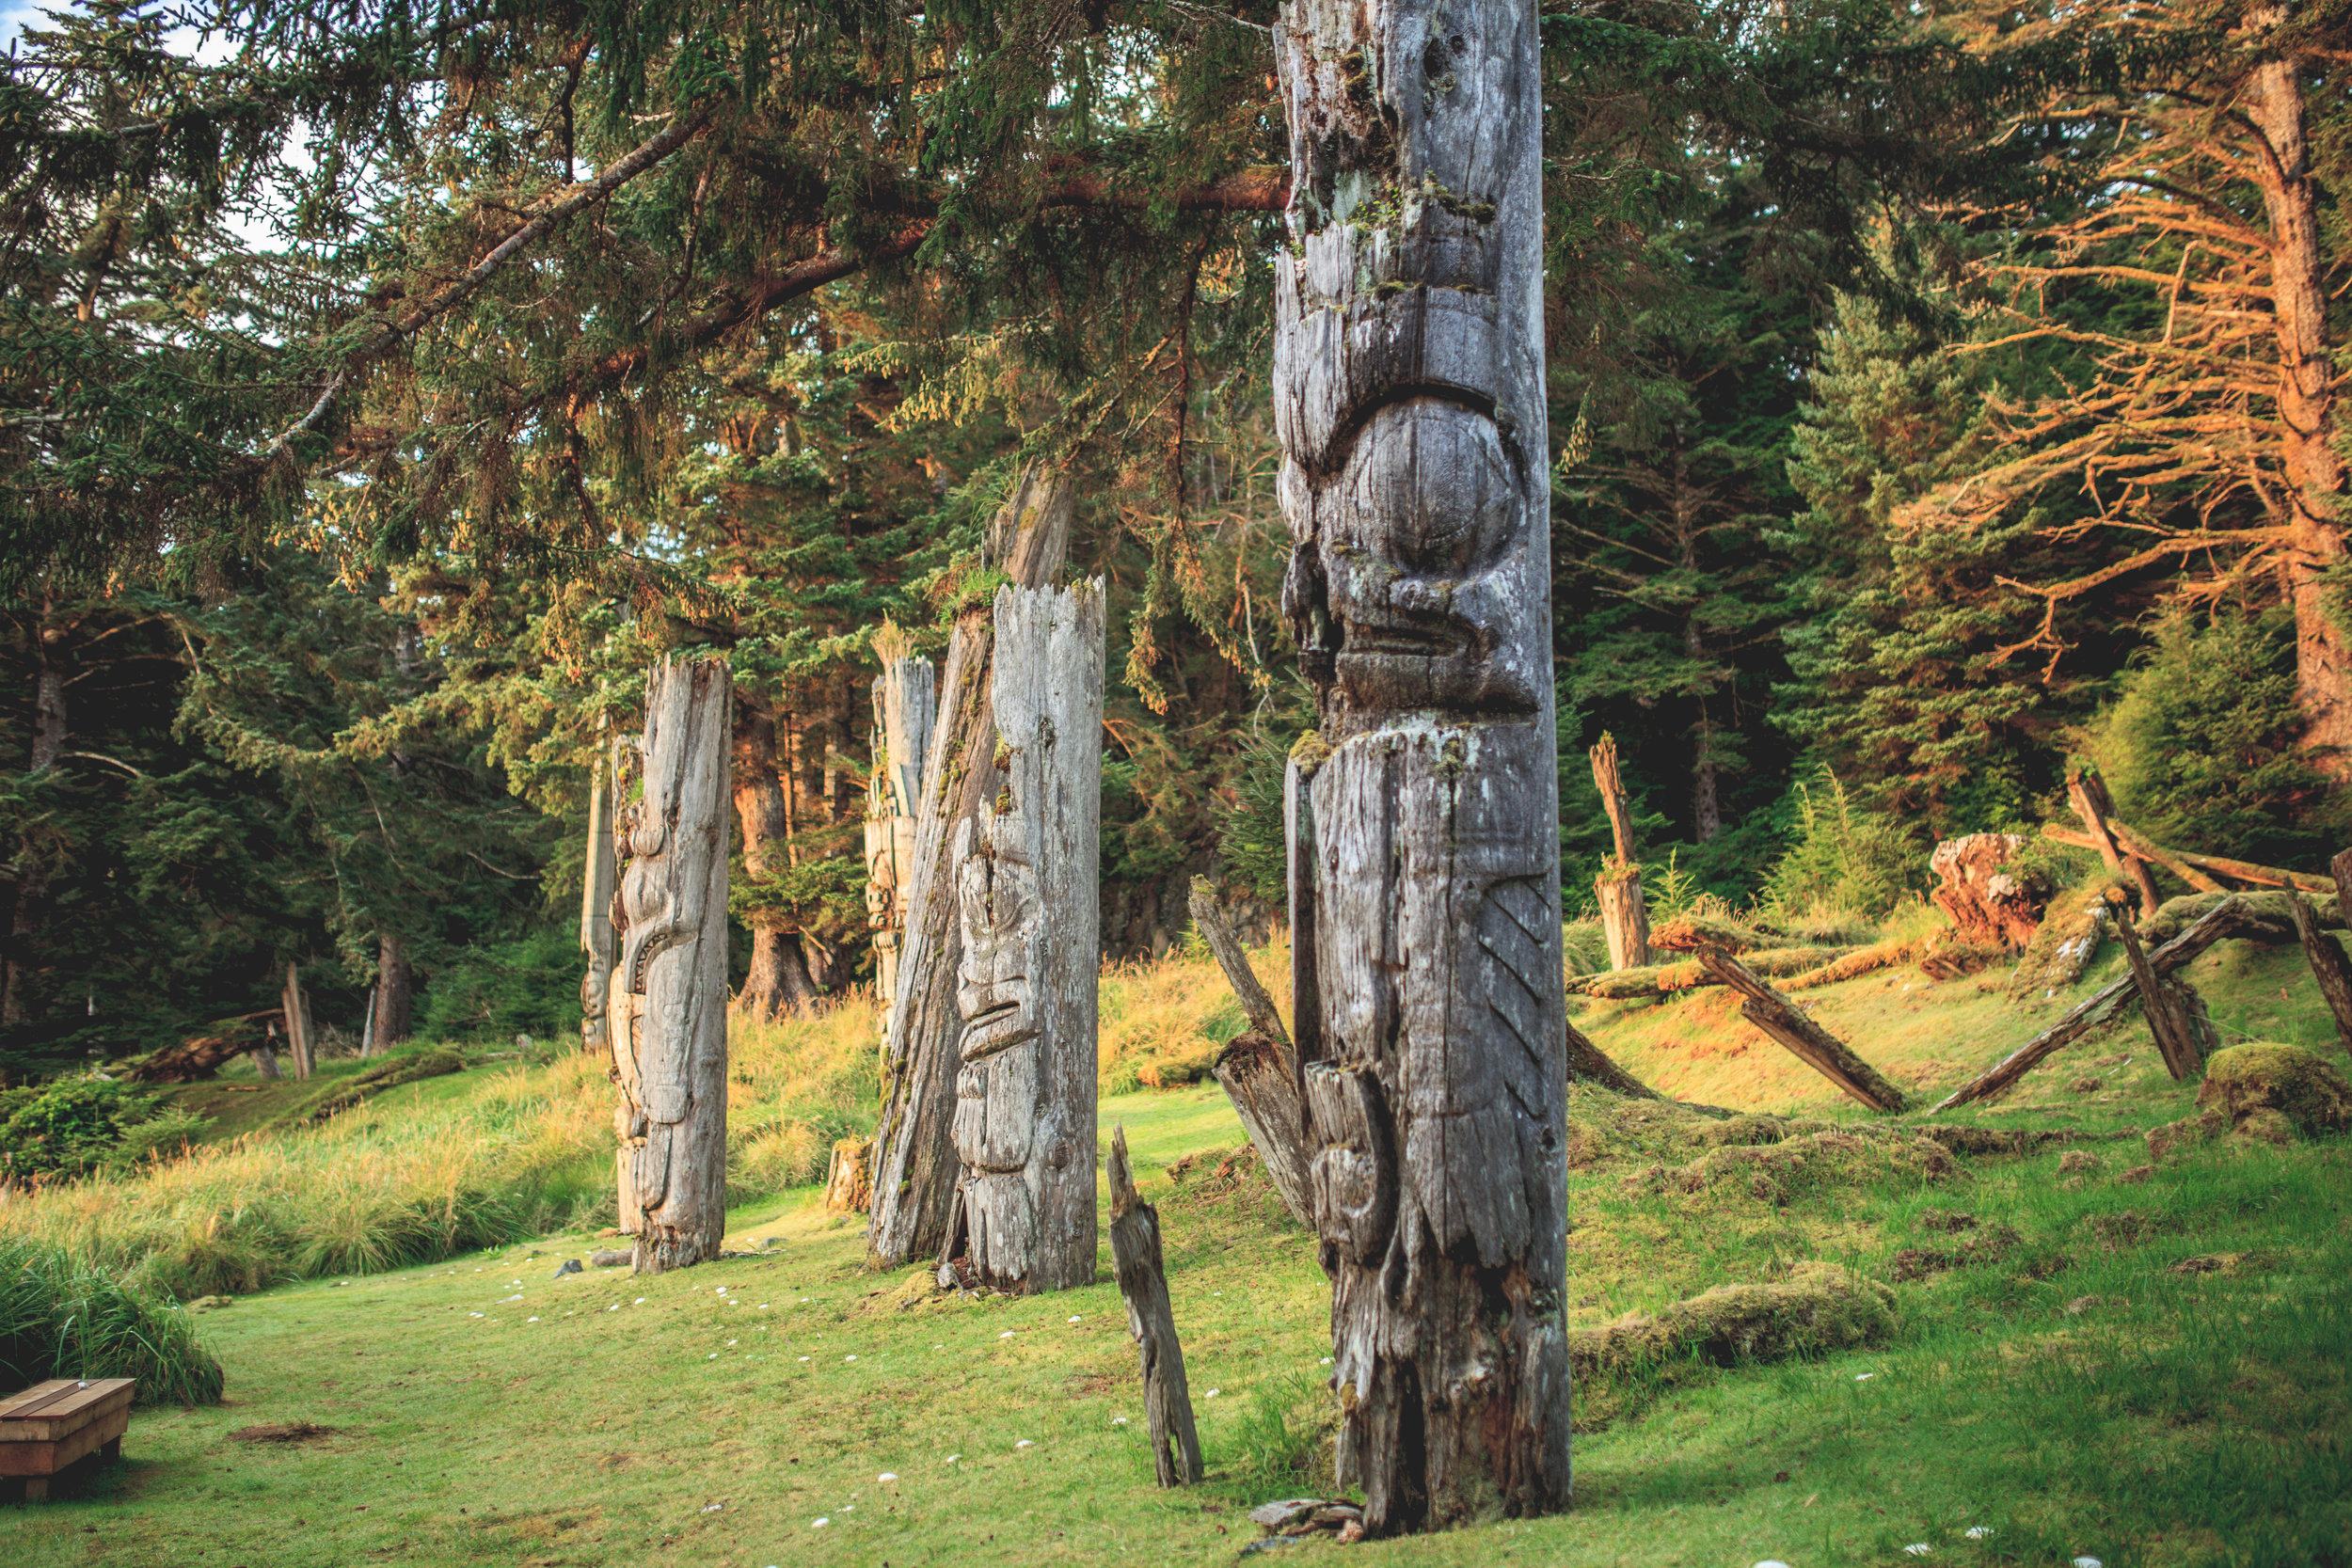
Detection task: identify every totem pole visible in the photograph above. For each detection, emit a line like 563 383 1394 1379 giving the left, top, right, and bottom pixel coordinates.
940 579 1104 1293
608 655 732 1273
1273 0 1569 1532
865 631 936 1042
580 754 618 1055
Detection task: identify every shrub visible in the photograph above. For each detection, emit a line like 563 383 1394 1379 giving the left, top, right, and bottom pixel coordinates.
1763 768 1922 921
415 927 582 1045
0 1077 188 1181
0 1235 224 1405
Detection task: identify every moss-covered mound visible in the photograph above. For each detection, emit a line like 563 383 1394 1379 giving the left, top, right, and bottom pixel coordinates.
264 1049 465 1131
2198 1043 2352 1141
1571 1261 1896 1377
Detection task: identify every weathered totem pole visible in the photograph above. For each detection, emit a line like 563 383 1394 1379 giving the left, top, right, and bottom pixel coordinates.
865 630 937 1042
580 755 618 1056
1274 0 1569 1532
940 579 1104 1293
867 467 1073 1271
607 656 732 1273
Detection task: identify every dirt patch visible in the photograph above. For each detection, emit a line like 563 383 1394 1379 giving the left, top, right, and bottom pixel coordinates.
228 1422 336 1444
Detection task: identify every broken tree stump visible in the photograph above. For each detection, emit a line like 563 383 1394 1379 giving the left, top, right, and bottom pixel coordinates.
1107 1127 1202 1487
1929 833 2049 949
2114 911 2217 1080
280 962 314 1080
942 578 1104 1293
1933 896 2253 1111
1185 878 1312 1226
1591 735 1650 971
2068 768 2161 913
1692 947 1909 1111
822 1138 872 1213
2289 892 2352 1057
609 655 732 1274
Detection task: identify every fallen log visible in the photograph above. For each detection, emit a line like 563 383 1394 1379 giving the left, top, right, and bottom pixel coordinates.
2008 884 2126 1001
1782 938 1924 992
1185 879 1312 1227
1691 947 1909 1112
1929 832 2049 948
2289 892 2352 1057
2067 769 2160 912
2114 911 2216 1080
1107 1127 1202 1487
2041 825 2331 895
1932 897 2252 1111
119 1013 279 1083
1574 944 1858 1000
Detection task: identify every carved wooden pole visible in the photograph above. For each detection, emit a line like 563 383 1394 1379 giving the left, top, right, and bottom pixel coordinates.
1108 1126 1203 1486
1590 736 1649 970
1274 0 1569 1529
941 578 1103 1293
868 467 1074 1270
609 655 732 1274
865 629 936 1045
580 755 618 1056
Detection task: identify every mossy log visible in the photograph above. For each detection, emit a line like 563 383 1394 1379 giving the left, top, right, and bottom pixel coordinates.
1574 944 1857 1000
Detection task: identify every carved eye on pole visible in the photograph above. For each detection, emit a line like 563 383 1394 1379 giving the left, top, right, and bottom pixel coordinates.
630 822 666 858
1303 1063 1398 1261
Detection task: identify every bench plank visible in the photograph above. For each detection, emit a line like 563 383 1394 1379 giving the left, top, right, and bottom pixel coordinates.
0 1379 135 1442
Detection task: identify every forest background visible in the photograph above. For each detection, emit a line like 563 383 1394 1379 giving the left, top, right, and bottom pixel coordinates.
5 0 2350 1080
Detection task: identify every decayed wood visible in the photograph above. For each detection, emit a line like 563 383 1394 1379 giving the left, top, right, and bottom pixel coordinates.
866 631 937 1041
868 467 1074 1272
1273 0 1569 1527
2113 912 2216 1079
609 655 732 1274
1107 1126 1203 1487
121 1021 267 1083
1564 1017 1660 1099
2068 769 2162 913
1933 896 2251 1110
942 579 1103 1293
1590 736 1650 971
580 756 618 1056
822 1137 872 1213
1691 948 1909 1111
2333 846 2352 915
2042 823 2332 895
2288 892 2352 1056
250 1037 282 1080
1928 833 2048 948
1186 879 1315 1226
278 963 314 1080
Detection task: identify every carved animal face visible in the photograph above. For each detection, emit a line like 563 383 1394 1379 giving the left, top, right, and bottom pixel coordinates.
954 807 1041 1060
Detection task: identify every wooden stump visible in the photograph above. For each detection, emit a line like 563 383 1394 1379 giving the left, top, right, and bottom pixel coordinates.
609 655 732 1274
1691 947 1909 1111
1107 1127 1202 1486
1185 879 1313 1226
867 467 1073 1272
1929 832 2049 949
2290 892 2352 1056
941 579 1103 1293
580 755 618 1056
1590 736 1649 970
249 1040 283 1081
2115 911 2217 1080
822 1138 872 1213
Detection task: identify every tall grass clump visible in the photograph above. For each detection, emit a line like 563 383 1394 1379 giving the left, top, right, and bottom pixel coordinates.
727 1001 882 1194
0 1236 224 1405
1096 929 1292 1093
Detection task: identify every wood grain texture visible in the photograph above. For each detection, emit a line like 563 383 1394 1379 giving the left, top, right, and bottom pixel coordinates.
1692 948 1909 1112
609 656 732 1274
944 578 1104 1292
1108 1127 1203 1486
867 468 1075 1270
1273 0 1568 1530
579 757 617 1057
2290 892 2352 1056
1933 896 2251 1111
866 652 936 1035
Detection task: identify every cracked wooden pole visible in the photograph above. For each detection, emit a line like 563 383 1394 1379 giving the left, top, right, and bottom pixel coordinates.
2114 911 2217 1080
868 467 1075 1272
2069 768 2161 914
1274 0 1569 1528
1590 735 1649 970
278 962 314 1080
609 655 732 1274
580 755 618 1057
938 578 1103 1293
1186 878 1314 1225
1108 1126 1203 1486
2292 891 2352 1056
865 628 936 1047
1691 946 1910 1111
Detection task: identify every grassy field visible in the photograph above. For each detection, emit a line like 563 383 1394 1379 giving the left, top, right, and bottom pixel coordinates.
3 925 2350 1564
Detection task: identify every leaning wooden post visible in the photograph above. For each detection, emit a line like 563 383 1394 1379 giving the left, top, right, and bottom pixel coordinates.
2290 892 2352 1056
609 655 732 1274
2113 911 2217 1080
580 755 618 1057
864 629 936 1048
1274 0 1570 1527
1185 878 1314 1226
1108 1126 1203 1486
940 578 1103 1293
1590 735 1650 970
867 467 1074 1271
2068 768 2161 914
279 962 314 1080
1686 944 1909 1111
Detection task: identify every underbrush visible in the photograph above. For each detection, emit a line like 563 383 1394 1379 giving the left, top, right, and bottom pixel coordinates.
0 1235 223 1405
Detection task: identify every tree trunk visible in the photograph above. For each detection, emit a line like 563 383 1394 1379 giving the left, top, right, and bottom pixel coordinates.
2113 911 2217 1080
867 466 1074 1271
366 934 411 1056
3 625 67 1026
280 962 314 1079
580 755 618 1054
1274 0 1569 1528
1590 736 1649 970
733 699 820 1022
611 655 732 1274
2246 29 2352 777
250 1039 283 1081
1185 877 1316 1227
822 1137 872 1213
866 641 936 1039
1108 1126 1203 1486
942 578 1103 1293
2288 892 2352 1057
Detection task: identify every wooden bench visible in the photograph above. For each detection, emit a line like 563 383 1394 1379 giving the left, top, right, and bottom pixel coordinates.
0 1379 135 1501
